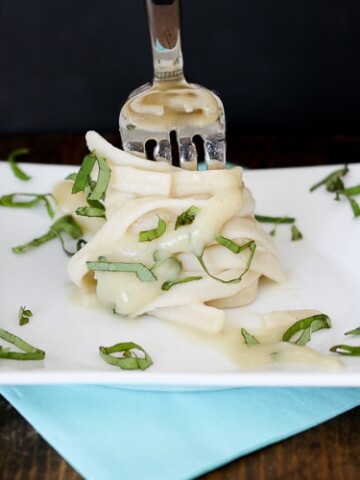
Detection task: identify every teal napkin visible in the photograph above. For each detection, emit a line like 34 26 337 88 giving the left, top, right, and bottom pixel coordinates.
1 386 359 480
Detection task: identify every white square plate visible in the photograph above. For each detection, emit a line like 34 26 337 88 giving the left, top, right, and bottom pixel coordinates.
0 161 359 388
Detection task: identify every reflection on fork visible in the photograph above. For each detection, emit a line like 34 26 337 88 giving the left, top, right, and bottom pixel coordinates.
119 0 226 170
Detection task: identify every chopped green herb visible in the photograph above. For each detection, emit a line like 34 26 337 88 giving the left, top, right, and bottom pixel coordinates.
76 205 106 218
162 275 203 291
151 255 182 274
0 192 55 218
88 156 111 201
139 217 166 242
329 344 360 356
71 153 110 217
346 196 360 218
65 172 78 181
197 240 256 284
330 326 360 355
72 154 96 194
345 327 360 336
12 215 83 254
241 328 260 345
310 165 360 218
87 259 157 283
342 184 360 196
255 215 302 239
175 206 200 230
215 235 253 254
126 124 136 131
7 148 31 181
291 225 303 241
18 306 33 326
0 327 45 360
310 165 349 193
282 314 331 346
254 215 295 225
99 341 152 370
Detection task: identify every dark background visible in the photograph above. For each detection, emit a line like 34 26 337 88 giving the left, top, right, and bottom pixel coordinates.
1 0 360 135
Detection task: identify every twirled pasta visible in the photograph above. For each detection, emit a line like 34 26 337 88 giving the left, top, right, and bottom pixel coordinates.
67 131 284 333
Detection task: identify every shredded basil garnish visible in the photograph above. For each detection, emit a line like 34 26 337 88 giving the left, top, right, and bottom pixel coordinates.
254 215 295 225
18 306 33 326
12 215 83 254
345 327 360 336
0 192 55 218
255 214 302 239
76 205 106 218
99 341 152 370
330 344 360 356
282 314 331 346
87 260 157 283
162 275 202 291
196 239 256 284
310 165 349 193
139 217 166 242
71 153 110 217
330 326 360 356
72 154 96 194
7 148 31 181
175 206 200 230
310 165 360 218
0 327 45 360
241 328 260 345
346 195 360 218
291 225 303 241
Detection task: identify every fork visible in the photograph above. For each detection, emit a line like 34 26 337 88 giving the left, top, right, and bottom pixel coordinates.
119 0 226 170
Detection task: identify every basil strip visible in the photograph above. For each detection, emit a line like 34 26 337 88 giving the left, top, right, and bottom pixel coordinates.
254 215 295 224
88 156 111 201
51 215 83 238
7 148 31 181
345 327 360 336
76 206 106 218
310 165 349 192
0 327 45 360
329 344 360 356
72 154 96 194
87 260 157 282
346 196 360 218
197 240 256 284
342 184 360 196
330 326 360 355
175 206 200 230
0 192 55 218
282 314 331 346
241 328 260 345
139 217 166 242
216 235 255 254
12 215 83 254
255 214 302 239
162 275 202 291
291 225 303 241
19 306 33 326
99 342 153 370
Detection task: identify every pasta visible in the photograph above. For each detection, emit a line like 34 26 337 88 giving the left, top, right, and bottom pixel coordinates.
67 131 285 334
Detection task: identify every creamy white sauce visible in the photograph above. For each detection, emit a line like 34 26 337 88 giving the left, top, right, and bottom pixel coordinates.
121 80 221 131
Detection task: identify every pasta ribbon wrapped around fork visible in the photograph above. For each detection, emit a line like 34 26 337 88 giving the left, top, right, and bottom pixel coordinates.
67 131 284 334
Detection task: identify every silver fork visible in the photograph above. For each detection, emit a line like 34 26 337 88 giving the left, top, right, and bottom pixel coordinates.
119 0 226 170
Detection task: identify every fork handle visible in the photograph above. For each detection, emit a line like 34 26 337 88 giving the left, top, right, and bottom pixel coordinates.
146 0 185 81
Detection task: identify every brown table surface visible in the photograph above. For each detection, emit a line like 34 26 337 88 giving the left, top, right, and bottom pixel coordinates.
0 131 360 480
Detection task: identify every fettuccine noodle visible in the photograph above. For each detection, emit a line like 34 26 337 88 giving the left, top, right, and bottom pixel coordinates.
66 131 284 334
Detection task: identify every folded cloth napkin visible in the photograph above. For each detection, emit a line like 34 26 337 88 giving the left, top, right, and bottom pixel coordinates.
1 385 360 480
